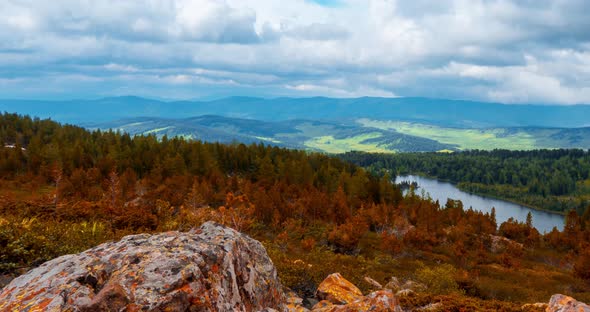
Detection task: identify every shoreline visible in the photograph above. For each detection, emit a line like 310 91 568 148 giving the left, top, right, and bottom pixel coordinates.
455 185 567 216
397 173 567 216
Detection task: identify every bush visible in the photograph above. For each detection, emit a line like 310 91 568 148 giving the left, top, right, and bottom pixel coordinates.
415 263 462 295
574 248 590 281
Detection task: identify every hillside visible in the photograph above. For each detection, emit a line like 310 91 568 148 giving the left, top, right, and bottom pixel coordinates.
89 115 590 153
359 119 590 151
4 96 590 153
2 221 588 311
89 116 455 153
1 113 590 310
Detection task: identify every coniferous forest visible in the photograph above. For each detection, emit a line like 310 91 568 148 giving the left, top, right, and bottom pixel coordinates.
2 113 590 310
341 150 590 214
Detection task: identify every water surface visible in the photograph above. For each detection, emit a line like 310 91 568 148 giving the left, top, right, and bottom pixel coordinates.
395 175 564 233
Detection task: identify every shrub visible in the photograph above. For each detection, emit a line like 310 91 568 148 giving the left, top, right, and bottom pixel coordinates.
415 263 462 295
574 248 590 281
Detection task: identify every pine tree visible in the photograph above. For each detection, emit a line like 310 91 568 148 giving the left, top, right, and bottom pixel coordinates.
526 212 533 228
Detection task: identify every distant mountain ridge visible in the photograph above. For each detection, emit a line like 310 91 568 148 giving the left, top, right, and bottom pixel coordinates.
89 115 455 153
2 96 590 128
3 96 590 153
87 115 590 153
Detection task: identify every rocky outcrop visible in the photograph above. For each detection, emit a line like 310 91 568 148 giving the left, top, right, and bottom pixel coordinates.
0 222 285 311
292 274 401 312
489 234 523 253
4 219 585 312
546 294 590 312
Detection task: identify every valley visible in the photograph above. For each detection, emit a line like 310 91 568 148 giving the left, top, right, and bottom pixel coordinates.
1 112 590 311
86 113 590 154
3 1 590 310
4 96 590 153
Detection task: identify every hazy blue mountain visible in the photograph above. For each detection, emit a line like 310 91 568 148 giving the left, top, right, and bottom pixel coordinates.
3 96 590 152
2 96 590 128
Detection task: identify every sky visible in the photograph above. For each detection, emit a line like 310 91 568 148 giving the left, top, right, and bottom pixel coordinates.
1 0 589 104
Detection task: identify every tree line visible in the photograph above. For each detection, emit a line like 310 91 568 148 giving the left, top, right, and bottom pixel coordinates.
340 150 590 214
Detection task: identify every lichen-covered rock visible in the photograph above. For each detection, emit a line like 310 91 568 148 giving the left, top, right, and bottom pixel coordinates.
0 222 286 312
316 273 363 305
287 291 310 312
310 275 401 312
547 294 590 312
308 290 400 312
329 290 400 312
312 300 337 312
363 276 383 290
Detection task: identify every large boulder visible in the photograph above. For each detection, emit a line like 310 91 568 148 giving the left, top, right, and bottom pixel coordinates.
547 294 590 312
0 222 286 311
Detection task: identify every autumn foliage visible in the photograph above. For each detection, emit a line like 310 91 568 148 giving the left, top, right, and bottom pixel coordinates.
1 113 590 305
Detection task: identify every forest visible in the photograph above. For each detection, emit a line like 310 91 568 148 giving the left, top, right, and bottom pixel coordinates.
1 113 590 311
341 150 590 214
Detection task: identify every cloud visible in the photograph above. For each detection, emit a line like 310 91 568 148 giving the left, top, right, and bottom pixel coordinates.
0 0 589 104
286 23 350 41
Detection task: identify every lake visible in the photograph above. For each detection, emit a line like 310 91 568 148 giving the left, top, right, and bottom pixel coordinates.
395 175 565 233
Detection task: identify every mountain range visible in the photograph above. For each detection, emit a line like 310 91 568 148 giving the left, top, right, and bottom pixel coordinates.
2 96 590 153
2 96 590 127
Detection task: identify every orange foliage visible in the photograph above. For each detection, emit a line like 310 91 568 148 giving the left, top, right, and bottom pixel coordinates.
214 193 255 232
328 215 369 253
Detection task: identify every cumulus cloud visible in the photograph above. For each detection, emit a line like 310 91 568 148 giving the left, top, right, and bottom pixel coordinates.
285 23 350 41
0 0 589 103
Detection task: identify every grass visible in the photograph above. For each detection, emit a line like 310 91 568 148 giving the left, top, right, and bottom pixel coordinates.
357 119 539 151
304 133 393 154
102 117 590 153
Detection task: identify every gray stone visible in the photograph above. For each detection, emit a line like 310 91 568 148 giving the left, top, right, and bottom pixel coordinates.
0 222 286 312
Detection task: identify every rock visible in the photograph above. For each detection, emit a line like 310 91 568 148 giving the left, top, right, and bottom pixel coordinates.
310 290 400 312
312 275 401 312
489 234 523 253
0 222 286 312
384 276 402 292
547 294 590 312
395 289 414 297
287 291 310 312
287 290 305 306
330 290 400 312
304 297 320 309
288 304 311 312
364 276 383 289
316 273 363 305
312 300 337 312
